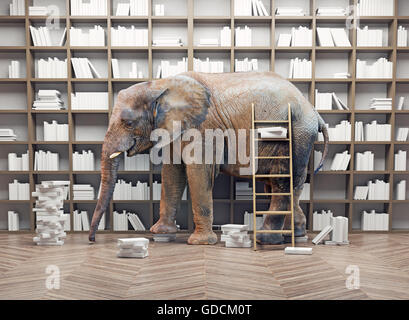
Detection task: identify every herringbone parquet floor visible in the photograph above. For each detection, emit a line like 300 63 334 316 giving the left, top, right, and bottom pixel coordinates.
1 233 409 300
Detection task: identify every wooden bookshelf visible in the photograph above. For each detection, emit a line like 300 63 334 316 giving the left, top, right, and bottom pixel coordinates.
0 0 408 233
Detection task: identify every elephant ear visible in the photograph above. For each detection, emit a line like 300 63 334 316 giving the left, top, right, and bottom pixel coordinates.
151 75 211 140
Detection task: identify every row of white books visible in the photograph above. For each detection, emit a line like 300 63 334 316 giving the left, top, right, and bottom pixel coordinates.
370 98 392 110
33 90 65 110
275 7 305 16
8 151 29 171
235 58 258 72
152 37 183 47
193 58 224 73
355 151 375 171
235 181 252 200
312 210 333 231
113 210 146 231
361 210 389 231
330 151 351 171
113 179 149 200
398 26 408 47
291 26 312 47
43 121 69 141
289 58 311 78
396 128 409 141
235 26 252 46
112 59 144 79
354 179 390 200
316 27 351 47
0 129 16 141
28 6 48 16
34 150 59 171
154 4 165 16
73 184 95 200
221 224 251 248
7 211 19 231
355 121 391 141
70 26 104 46
314 90 348 110
71 92 109 110
156 58 188 78
71 0 108 16
124 154 149 171
30 26 66 46
357 26 383 47
357 0 394 16
71 58 101 78
111 26 148 46
37 58 67 78
9 0 24 15
73 150 95 171
9 180 30 200
356 58 393 79
316 7 346 16
299 182 310 200
243 211 264 231
396 180 406 200
198 27 231 47
395 150 407 171
317 121 351 142
115 0 149 16
234 0 268 16
73 210 90 231
8 61 20 78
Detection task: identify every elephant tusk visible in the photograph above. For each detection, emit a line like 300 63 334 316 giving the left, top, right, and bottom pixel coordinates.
109 152 122 159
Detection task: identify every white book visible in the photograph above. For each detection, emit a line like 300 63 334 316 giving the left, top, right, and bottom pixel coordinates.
112 58 121 78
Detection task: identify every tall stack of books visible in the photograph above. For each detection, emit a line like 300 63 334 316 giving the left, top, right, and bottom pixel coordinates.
316 28 351 47
275 7 304 16
70 0 108 16
71 58 101 78
317 121 351 141
355 151 375 171
156 58 188 78
361 210 389 231
8 61 20 78
111 26 148 46
235 181 252 200
357 0 394 16
221 224 251 248
315 90 348 110
34 150 59 171
243 211 264 231
357 26 383 47
70 26 105 46
313 210 333 231
316 7 346 16
117 238 149 258
73 184 95 200
330 151 351 171
33 90 65 110
73 150 95 171
234 0 268 16
356 58 393 78
288 58 312 78
193 57 224 73
8 151 29 171
354 179 390 200
9 0 25 15
113 179 149 200
37 57 67 78
71 92 109 110
395 150 407 171
235 26 252 46
30 26 67 46
7 211 19 231
396 128 409 141
355 120 391 141
8 180 30 200
32 181 70 246
0 129 16 141
398 26 408 47
43 121 69 141
235 58 258 72
369 98 392 110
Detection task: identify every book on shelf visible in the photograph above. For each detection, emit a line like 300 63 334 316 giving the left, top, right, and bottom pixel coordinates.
8 211 19 231
193 58 224 73
81 211 90 231
34 150 59 171
152 181 161 201
70 26 105 46
397 128 409 142
116 3 130 16
357 26 383 47
9 0 25 15
154 4 165 16
330 150 350 171
397 97 406 110
235 26 252 46
396 180 407 200
369 98 392 110
129 0 149 16
235 58 258 72
398 26 408 47
355 151 375 171
275 7 305 16
73 150 95 171
70 0 108 16
299 182 310 200
0 128 17 141
127 212 146 231
277 34 292 47
317 121 351 142
30 26 67 46
313 210 333 231
288 58 311 79
113 179 149 200
235 181 252 200
315 90 348 110
37 57 67 78
354 179 389 200
71 92 109 110
73 184 95 200
361 210 389 231
71 57 101 78
111 26 148 46
357 0 394 16
356 58 393 79
28 6 48 15
43 121 68 141
395 150 407 171
220 26 231 46
124 153 149 171
314 150 322 171
234 0 268 16
316 28 351 47
152 37 183 47
33 90 65 110
8 180 30 200
355 120 391 141
290 26 312 47
156 58 188 79
316 7 346 16
8 151 29 171
8 61 20 78
199 38 219 46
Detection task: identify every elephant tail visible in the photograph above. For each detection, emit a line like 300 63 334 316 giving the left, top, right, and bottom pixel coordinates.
314 113 329 174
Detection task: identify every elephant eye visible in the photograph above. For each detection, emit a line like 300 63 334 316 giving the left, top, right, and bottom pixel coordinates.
124 120 134 129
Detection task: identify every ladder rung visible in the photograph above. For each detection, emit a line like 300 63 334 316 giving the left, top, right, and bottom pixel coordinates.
254 120 289 123
255 230 293 234
255 156 290 159
254 174 291 178
256 138 289 141
255 193 291 196
255 210 291 215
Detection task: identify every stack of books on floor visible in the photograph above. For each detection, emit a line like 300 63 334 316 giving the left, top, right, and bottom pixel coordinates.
71 58 101 78
234 0 268 16
243 211 264 231
355 120 391 141
357 0 394 16
299 183 310 200
113 179 149 200
32 181 70 245
73 184 95 200
124 153 149 171
370 98 392 110
9 0 25 15
396 180 406 200
8 60 20 78
113 210 145 231
112 59 144 79
115 0 149 16
117 238 149 258
111 26 148 46
313 209 333 231
73 150 95 171
235 58 258 72
235 26 252 46
43 121 68 141
30 26 66 46
235 182 252 200
316 27 351 47
34 150 59 171
154 4 165 16
395 150 407 171
0 129 17 141
70 0 107 16
7 211 19 231
275 7 304 16
71 92 109 110
361 210 389 231
62 213 70 231
221 224 251 248
316 7 346 16
354 179 390 200
8 151 29 171
317 121 351 141
356 58 393 78
193 58 224 73
9 179 30 200
70 26 105 46
398 26 408 47
314 90 348 110
37 58 67 78
156 58 188 78
288 58 312 78
355 151 375 171
396 128 409 141
33 90 65 110
28 6 48 15
330 151 351 171
73 210 90 231
153 234 177 242
152 37 183 47
357 26 383 47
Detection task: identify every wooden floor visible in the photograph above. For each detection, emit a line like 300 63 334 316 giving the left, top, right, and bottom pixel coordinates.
1 233 409 300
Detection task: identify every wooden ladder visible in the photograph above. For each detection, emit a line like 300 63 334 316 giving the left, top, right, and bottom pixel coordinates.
251 103 295 250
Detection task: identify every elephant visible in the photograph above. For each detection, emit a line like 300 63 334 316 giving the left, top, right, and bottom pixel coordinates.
88 71 328 245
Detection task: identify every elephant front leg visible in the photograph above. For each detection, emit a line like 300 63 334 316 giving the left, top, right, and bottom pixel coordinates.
150 164 186 234
186 164 217 245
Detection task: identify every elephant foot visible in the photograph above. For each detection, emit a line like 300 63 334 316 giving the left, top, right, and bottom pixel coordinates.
150 219 177 234
187 231 217 245
256 232 284 245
